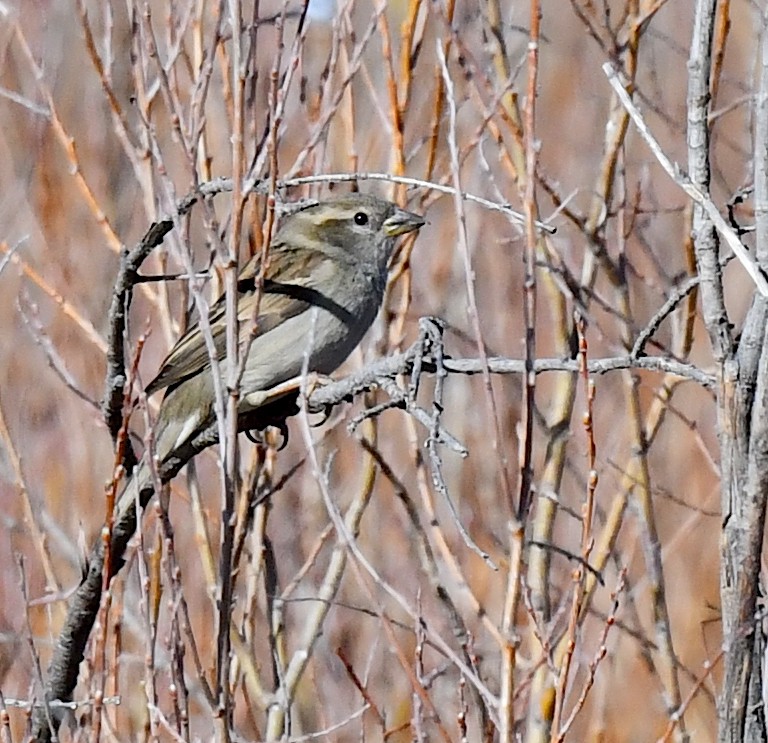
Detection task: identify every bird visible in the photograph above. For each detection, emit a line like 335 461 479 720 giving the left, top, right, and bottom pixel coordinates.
121 192 425 508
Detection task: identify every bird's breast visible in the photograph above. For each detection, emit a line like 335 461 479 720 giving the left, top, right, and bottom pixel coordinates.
238 270 383 403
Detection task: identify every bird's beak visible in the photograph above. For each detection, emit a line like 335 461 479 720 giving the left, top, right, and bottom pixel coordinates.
383 207 425 237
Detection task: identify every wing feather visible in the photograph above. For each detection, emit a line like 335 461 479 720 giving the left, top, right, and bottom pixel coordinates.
145 243 330 395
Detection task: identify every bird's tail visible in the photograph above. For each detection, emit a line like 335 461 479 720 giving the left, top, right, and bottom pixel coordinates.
111 458 158 543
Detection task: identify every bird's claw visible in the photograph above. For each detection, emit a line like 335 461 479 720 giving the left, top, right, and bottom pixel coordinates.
244 420 290 450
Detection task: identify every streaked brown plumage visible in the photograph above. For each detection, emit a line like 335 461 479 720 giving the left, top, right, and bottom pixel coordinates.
124 193 423 504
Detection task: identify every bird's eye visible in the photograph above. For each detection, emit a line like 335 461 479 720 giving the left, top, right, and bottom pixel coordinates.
354 211 369 226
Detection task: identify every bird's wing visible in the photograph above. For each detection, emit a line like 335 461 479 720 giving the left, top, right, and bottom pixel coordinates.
145 245 327 395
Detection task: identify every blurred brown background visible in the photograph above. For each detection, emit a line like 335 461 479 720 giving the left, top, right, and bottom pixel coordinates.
0 0 752 740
